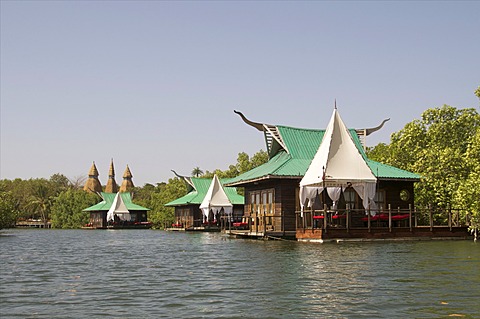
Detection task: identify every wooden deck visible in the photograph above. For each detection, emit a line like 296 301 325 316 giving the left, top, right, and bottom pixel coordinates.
166 225 221 232
226 229 297 240
296 226 471 242
16 220 52 228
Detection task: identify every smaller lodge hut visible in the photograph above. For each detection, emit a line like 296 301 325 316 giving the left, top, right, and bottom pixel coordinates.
165 173 244 231
83 192 151 229
225 108 471 241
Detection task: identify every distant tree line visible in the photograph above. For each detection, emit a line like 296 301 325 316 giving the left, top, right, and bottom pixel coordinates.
0 151 268 230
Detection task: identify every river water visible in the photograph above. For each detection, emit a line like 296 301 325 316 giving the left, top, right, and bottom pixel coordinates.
1 229 479 319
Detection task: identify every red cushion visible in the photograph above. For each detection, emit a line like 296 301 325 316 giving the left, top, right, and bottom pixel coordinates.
391 214 410 220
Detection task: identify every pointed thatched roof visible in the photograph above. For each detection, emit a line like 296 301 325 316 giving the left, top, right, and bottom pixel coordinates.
83 161 103 194
119 165 135 192
105 159 119 193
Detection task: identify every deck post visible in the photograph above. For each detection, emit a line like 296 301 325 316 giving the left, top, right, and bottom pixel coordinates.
310 209 315 231
388 204 392 232
429 204 433 232
367 208 371 233
346 204 350 233
263 213 266 235
414 206 418 227
409 204 412 232
304 209 308 232
323 204 327 233
448 204 452 231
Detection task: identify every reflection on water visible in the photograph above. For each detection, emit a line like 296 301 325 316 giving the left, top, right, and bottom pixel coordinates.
1 229 479 318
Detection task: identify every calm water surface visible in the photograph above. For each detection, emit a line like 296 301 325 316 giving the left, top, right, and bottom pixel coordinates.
1 229 479 319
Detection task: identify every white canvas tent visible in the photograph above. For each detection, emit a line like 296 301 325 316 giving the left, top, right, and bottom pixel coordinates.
299 107 377 213
106 192 131 222
200 175 233 221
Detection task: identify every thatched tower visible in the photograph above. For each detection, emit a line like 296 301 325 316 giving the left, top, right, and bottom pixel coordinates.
119 165 135 192
83 161 103 193
105 159 119 193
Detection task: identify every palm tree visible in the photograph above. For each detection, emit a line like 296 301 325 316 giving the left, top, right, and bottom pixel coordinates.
191 167 204 177
28 184 52 228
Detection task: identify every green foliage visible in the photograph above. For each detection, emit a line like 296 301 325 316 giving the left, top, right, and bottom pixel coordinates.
367 105 480 236
26 178 58 227
0 178 35 220
50 189 98 228
0 191 18 229
133 179 186 229
454 129 480 238
202 150 268 179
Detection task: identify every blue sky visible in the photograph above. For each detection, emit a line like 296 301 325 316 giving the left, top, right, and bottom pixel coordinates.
1 1 479 186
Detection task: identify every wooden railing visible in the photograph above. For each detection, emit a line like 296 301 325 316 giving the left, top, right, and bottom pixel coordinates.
295 205 471 232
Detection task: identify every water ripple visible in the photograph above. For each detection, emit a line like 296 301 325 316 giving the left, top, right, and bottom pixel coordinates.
1 230 479 318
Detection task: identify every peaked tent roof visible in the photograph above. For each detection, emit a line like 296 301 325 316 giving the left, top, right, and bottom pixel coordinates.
299 108 379 210
106 192 131 221
83 192 150 212
300 108 376 187
164 176 244 207
200 175 233 217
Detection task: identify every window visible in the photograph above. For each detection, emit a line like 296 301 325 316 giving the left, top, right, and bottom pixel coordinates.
374 190 385 211
400 189 410 202
248 189 274 215
255 193 261 214
268 192 274 214
250 193 255 214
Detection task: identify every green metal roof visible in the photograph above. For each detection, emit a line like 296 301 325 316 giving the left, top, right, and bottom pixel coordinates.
226 125 420 186
83 192 150 211
165 177 244 207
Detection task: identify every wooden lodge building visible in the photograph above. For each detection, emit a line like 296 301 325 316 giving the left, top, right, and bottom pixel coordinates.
83 192 151 229
165 173 244 231
82 160 151 229
224 109 471 241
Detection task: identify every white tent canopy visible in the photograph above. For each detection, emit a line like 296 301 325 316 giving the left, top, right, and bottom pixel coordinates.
106 192 131 222
299 108 377 213
200 174 233 220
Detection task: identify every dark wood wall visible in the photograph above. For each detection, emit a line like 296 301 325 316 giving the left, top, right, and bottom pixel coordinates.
245 178 300 232
379 180 415 210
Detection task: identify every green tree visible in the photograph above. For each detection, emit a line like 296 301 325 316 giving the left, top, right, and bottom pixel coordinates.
191 167 204 177
134 179 186 229
367 105 480 237
0 191 18 229
454 129 480 240
50 173 71 191
0 179 33 220
368 105 480 208
202 150 268 179
27 180 55 227
50 189 98 228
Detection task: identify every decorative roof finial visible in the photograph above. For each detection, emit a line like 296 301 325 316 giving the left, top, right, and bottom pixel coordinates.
334 99 337 110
